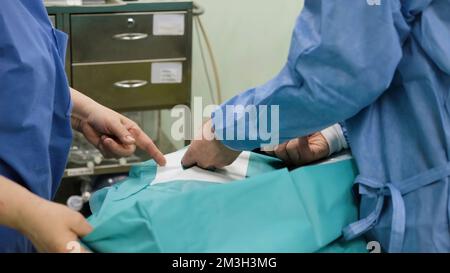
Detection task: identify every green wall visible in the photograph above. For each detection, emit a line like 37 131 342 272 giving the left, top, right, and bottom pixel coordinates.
162 0 304 148
192 0 303 103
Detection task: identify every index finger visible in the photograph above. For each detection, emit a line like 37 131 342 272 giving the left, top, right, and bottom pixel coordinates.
129 127 166 166
181 146 197 169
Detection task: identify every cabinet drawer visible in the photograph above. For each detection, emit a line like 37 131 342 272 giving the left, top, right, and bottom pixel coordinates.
71 12 188 63
72 61 190 111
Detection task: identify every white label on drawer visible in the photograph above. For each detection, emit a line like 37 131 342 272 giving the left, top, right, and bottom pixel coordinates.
153 14 185 36
151 62 183 84
66 167 94 177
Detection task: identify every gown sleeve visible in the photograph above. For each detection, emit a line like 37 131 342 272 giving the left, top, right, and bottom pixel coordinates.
212 0 407 151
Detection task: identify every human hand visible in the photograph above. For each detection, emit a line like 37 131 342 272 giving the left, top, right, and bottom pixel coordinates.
181 119 241 169
72 104 166 166
265 132 329 167
18 197 92 253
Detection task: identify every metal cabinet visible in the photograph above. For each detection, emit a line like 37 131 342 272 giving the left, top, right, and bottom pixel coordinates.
46 2 193 178
47 2 193 112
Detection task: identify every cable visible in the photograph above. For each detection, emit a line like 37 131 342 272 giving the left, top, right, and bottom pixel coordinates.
196 16 223 104
192 1 223 104
193 2 205 16
195 17 216 104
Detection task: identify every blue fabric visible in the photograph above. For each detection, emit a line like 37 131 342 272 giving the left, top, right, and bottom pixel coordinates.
82 153 367 253
212 0 450 252
338 122 349 146
0 1 72 252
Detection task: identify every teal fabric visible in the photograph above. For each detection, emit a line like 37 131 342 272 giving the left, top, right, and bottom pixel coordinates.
82 153 367 253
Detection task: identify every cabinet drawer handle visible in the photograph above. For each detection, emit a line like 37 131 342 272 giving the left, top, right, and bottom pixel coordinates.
113 33 149 41
114 80 148 89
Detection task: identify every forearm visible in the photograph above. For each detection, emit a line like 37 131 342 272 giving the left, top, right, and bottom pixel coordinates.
70 88 100 120
0 176 41 232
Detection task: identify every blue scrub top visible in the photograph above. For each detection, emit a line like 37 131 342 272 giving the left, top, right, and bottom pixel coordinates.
0 1 72 252
213 0 450 252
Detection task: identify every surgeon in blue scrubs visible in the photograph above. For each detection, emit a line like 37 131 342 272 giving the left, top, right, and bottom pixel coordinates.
183 0 450 252
0 1 166 252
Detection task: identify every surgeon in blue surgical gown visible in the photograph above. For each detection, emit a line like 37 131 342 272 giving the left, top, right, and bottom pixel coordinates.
0 1 166 252
183 0 450 252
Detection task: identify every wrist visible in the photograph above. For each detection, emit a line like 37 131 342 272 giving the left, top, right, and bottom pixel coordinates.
74 99 99 121
320 124 348 156
0 177 43 234
70 88 101 120
71 116 83 132
14 192 45 235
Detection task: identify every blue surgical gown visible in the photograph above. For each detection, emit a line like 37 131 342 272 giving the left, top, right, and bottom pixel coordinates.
0 1 72 252
213 0 450 252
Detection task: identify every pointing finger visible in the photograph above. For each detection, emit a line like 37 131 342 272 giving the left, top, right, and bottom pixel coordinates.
129 127 166 166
